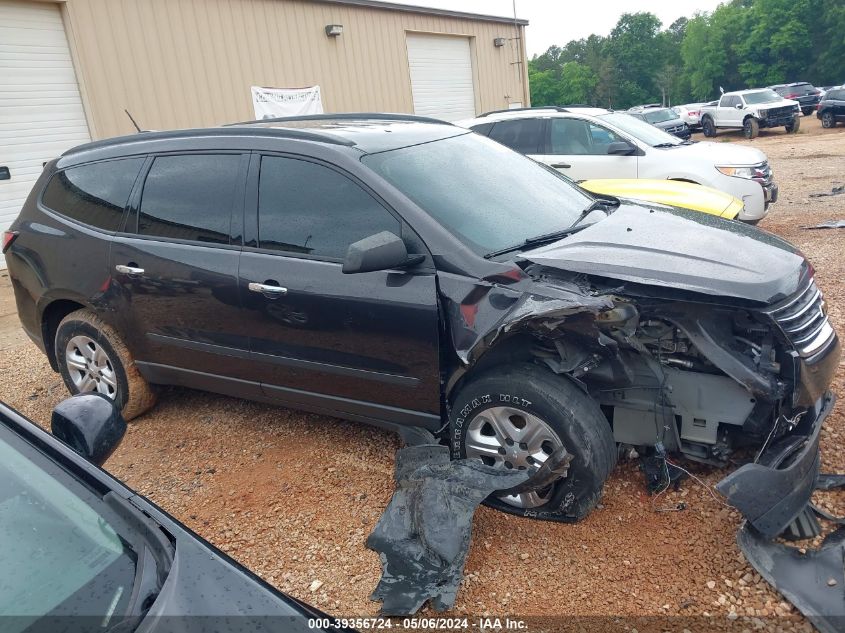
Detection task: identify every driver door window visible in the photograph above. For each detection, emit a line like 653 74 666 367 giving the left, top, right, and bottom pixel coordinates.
540 118 636 180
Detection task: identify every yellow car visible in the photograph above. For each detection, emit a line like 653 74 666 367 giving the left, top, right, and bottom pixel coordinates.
579 179 743 220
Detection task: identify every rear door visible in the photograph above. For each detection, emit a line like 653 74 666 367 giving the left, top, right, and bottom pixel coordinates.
110 152 256 383
833 89 845 121
237 153 441 427
536 117 637 180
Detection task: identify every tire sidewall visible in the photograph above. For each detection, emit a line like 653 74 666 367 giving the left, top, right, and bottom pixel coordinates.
450 371 611 522
702 118 715 137
56 318 130 412
822 112 834 128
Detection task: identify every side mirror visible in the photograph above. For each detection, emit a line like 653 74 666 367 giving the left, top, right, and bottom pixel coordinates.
342 231 423 274
735 103 744 110
51 393 127 466
607 141 636 156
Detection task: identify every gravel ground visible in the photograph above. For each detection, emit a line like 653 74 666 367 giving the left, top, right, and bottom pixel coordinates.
1 115 844 631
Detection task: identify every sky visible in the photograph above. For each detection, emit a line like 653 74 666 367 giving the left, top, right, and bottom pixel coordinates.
388 1 725 57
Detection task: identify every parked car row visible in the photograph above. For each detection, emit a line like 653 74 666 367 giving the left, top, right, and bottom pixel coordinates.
626 106 691 140
459 106 775 222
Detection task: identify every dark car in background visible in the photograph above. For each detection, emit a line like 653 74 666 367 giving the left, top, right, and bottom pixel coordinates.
627 106 691 139
817 87 845 128
769 82 822 115
0 394 333 633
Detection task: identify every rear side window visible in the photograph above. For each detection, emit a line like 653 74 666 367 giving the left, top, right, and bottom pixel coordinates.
41 158 143 232
138 154 240 244
257 156 399 259
487 119 545 154
828 90 845 100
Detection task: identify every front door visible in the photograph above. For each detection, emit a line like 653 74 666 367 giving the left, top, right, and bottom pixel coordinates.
238 154 441 427
110 153 256 383
534 117 638 180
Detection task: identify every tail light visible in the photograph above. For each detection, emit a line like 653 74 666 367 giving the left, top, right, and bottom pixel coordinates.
2 231 18 254
689 111 700 117
786 93 800 99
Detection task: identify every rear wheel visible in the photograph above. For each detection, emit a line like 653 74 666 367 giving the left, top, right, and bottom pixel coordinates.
743 117 760 139
702 117 716 137
450 363 617 521
801 107 813 116
821 111 836 128
785 116 801 133
55 309 157 421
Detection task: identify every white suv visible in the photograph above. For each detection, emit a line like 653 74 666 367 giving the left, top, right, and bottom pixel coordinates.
458 107 777 223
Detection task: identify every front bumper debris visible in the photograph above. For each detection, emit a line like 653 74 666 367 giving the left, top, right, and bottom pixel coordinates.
367 442 571 615
716 391 834 539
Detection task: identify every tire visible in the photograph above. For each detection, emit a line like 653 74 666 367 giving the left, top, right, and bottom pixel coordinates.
785 116 801 133
702 117 716 138
743 117 760 139
821 111 835 128
801 107 813 116
743 218 761 226
450 363 617 522
55 309 157 421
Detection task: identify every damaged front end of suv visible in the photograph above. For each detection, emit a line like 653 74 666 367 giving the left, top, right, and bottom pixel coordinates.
439 206 839 532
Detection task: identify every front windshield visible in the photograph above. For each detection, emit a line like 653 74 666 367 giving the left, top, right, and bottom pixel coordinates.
598 112 681 147
362 132 593 256
0 426 136 631
744 90 781 105
642 109 675 124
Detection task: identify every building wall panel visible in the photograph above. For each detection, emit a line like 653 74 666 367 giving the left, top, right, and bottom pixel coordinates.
60 0 527 138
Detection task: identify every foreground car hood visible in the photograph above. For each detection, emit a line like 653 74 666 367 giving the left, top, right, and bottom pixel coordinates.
580 179 741 218
674 140 768 165
524 203 804 303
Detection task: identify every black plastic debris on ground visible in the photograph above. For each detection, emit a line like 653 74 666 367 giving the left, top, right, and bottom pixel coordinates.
738 475 845 633
803 219 845 230
809 185 845 198
366 443 570 616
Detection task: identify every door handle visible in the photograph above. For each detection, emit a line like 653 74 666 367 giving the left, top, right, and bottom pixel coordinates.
115 264 145 277
249 281 288 298
551 163 571 169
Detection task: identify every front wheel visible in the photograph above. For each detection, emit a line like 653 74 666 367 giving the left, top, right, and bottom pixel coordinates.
702 117 716 137
450 363 617 521
785 116 801 133
821 111 836 128
743 117 760 139
55 309 157 421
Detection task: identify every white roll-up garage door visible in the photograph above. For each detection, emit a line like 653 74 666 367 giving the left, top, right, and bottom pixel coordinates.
0 0 92 268
406 33 476 122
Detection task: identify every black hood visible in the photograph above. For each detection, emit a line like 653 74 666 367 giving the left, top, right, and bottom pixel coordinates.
524 203 806 304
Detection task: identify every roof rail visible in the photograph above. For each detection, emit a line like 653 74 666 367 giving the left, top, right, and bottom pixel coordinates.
225 112 453 127
61 126 357 156
478 106 568 117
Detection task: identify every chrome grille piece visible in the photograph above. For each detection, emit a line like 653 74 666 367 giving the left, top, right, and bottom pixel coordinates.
767 279 835 358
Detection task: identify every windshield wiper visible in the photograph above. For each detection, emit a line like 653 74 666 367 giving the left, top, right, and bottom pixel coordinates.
652 142 680 148
484 198 618 259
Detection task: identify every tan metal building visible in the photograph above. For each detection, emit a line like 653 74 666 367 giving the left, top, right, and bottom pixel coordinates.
0 0 529 266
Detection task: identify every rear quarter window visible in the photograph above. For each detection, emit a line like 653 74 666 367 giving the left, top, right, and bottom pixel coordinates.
41 158 144 232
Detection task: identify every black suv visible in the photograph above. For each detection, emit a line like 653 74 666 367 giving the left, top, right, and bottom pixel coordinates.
626 107 691 139
769 82 822 116
817 87 845 128
4 115 839 524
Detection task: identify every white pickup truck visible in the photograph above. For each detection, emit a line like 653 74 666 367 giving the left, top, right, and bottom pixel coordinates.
699 89 800 139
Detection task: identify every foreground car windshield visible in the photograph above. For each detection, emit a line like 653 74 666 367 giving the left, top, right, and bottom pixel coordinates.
745 90 781 104
598 112 681 147
643 109 675 124
0 426 136 630
363 132 592 256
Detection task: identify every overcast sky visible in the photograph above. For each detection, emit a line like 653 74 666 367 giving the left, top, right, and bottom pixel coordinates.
389 1 725 56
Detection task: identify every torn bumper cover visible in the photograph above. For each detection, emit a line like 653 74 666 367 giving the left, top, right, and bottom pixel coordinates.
716 391 835 539
367 443 571 616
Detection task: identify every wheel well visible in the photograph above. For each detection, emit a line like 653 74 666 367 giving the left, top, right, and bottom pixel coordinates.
668 178 699 185
445 333 537 403
743 114 757 123
41 300 85 371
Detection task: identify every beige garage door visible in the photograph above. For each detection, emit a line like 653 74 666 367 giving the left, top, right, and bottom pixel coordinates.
0 0 92 268
406 33 476 122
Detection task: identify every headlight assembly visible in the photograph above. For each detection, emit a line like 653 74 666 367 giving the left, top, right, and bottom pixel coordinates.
717 166 756 179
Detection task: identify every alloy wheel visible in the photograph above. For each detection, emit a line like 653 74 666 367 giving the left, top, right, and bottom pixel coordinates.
464 406 565 508
65 335 118 399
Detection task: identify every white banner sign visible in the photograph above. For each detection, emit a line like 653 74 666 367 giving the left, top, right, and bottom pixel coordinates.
251 85 324 119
